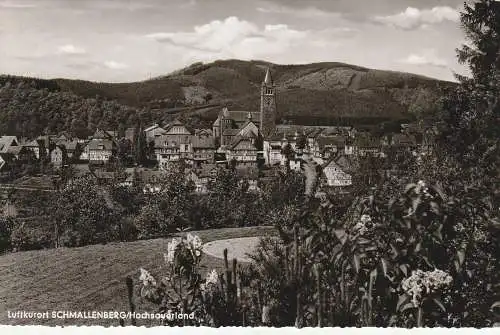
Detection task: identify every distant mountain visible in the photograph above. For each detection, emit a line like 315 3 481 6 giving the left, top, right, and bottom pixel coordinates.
0 60 454 138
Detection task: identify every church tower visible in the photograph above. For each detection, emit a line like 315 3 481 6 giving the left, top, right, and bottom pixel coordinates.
260 67 277 138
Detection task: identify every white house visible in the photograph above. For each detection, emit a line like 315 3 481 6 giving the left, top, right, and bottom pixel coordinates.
322 159 352 187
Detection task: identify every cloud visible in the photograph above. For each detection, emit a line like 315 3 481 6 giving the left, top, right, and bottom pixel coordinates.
399 50 448 68
373 6 460 30
0 1 36 8
256 3 340 19
104 61 128 70
57 44 86 55
146 16 309 58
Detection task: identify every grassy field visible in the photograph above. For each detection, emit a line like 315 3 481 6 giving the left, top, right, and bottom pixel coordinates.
0 226 275 326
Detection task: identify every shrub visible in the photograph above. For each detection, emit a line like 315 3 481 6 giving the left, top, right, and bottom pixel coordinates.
10 221 53 251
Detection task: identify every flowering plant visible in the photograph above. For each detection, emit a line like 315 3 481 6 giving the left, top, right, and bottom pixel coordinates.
135 233 210 325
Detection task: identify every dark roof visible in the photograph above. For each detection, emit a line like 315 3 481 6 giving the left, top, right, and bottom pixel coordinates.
316 136 346 148
24 140 40 147
392 133 417 146
57 140 79 151
335 155 358 172
154 134 192 147
222 128 240 136
73 164 91 177
191 136 215 149
228 136 258 150
87 139 114 150
215 110 260 126
355 135 380 148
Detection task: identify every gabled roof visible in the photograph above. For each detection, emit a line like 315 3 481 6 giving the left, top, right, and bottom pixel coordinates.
0 136 19 153
191 136 215 149
228 136 258 150
7 146 24 155
222 128 240 136
154 134 192 147
215 110 260 125
392 133 417 146
335 155 358 172
163 120 194 135
316 136 346 149
87 139 114 151
58 140 80 151
322 158 342 170
24 140 40 147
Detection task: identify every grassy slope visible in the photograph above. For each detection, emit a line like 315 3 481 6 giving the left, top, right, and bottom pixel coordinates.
0 226 275 326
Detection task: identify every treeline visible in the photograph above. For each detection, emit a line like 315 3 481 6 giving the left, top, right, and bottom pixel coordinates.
0 79 193 138
0 166 314 252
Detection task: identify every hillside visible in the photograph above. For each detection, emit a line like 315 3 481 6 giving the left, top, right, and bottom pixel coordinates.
0 60 455 137
0 226 275 326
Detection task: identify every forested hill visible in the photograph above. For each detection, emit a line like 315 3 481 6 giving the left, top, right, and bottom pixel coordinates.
0 60 455 138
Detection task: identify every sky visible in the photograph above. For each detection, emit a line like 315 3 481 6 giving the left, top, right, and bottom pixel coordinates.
0 0 472 83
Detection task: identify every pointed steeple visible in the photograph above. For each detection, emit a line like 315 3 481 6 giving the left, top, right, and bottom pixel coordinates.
264 67 273 85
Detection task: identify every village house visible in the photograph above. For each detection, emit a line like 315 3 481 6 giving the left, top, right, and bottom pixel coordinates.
154 134 191 170
355 133 382 157
191 136 216 167
188 164 218 193
312 136 347 159
322 158 352 187
23 140 42 159
225 136 260 167
87 139 115 164
7 145 35 162
391 133 418 152
50 145 66 167
144 123 167 142
0 136 19 154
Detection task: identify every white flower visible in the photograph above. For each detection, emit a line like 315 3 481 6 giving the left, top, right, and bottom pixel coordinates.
165 238 181 264
417 180 426 188
401 269 452 307
353 214 373 235
206 269 219 286
360 214 372 224
415 180 432 198
186 233 203 251
139 268 157 287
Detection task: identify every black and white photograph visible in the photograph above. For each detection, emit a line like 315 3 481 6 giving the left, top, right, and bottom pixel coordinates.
0 0 499 329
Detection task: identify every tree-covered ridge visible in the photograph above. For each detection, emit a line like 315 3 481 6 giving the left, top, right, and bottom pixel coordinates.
0 59 453 138
0 79 139 139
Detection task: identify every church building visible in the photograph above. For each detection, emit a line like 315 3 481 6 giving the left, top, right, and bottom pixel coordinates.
212 67 277 146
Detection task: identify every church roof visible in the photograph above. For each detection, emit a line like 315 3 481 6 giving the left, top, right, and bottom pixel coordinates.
264 67 273 85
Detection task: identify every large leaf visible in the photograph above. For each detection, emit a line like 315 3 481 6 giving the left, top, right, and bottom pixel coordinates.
380 258 390 277
457 249 466 267
433 298 446 312
334 229 348 245
353 254 361 273
396 294 414 312
399 264 409 277
404 183 417 194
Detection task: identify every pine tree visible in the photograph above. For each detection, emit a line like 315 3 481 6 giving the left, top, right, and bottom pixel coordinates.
440 0 500 176
133 123 147 166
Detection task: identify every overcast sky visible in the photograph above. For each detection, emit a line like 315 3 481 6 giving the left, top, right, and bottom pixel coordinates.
0 0 471 82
